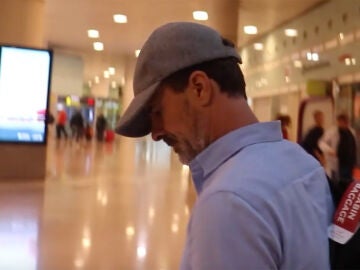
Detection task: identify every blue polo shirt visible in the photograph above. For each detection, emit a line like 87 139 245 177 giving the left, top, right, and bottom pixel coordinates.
180 121 334 270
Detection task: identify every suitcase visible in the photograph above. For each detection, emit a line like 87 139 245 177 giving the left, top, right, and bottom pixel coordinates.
105 129 115 142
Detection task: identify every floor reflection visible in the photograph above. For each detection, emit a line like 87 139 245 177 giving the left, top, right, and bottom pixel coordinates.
0 219 38 270
0 183 44 270
0 136 196 269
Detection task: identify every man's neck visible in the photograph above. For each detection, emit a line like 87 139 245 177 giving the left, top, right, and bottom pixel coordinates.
208 97 258 143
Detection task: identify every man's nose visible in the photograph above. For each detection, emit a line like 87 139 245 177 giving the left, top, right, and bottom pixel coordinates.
151 120 165 141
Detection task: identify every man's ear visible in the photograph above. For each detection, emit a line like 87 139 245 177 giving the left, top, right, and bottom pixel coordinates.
187 71 213 107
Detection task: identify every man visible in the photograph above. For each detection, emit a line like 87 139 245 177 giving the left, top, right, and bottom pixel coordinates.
70 109 84 142
301 110 325 165
319 113 356 182
115 22 333 269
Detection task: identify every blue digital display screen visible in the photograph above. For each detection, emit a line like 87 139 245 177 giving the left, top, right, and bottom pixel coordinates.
0 46 52 144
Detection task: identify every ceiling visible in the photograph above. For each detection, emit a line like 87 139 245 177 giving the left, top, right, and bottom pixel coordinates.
44 0 328 93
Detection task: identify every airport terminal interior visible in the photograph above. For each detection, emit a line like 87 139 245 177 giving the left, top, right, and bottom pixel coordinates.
0 0 360 269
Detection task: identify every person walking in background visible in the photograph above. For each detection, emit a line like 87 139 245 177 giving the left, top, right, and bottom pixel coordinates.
46 111 55 125
56 109 68 139
70 109 84 142
45 110 55 138
319 113 357 182
115 22 333 269
96 113 107 141
301 110 325 165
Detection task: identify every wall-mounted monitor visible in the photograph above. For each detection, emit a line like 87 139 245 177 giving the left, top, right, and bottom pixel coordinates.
0 45 52 144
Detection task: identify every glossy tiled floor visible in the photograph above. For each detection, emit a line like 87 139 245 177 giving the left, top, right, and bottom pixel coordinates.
0 133 196 270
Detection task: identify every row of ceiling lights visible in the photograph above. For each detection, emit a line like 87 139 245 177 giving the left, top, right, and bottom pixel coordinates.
89 14 127 52
87 14 132 85
88 67 121 88
90 18 296 51
243 26 298 51
86 11 209 86
249 29 356 53
253 55 356 89
248 30 358 70
88 11 209 55
244 25 298 37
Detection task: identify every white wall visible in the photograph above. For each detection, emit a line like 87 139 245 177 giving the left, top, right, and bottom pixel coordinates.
51 51 84 96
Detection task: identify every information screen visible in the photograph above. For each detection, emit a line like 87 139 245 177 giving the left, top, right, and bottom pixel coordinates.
0 46 52 144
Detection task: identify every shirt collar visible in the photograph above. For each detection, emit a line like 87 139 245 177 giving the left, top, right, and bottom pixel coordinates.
189 121 283 194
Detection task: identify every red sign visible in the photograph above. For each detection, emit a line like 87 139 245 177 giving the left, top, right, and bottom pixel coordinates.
329 181 360 244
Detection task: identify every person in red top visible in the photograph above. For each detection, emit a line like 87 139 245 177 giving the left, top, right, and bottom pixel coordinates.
56 109 68 139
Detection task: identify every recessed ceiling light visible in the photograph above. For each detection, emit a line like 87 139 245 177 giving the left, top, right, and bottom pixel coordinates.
113 14 127 23
193 11 208 21
312 53 319 61
306 52 312 61
344 57 356 66
87 29 99 38
293 60 302 68
104 70 110 78
135 49 141 58
253 43 263 50
284 29 298 37
93 42 104 51
94 76 100 84
108 67 115 75
244 25 257 35
307 52 319 61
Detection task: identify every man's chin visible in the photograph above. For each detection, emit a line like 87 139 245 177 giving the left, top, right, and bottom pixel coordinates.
176 152 192 165
172 147 194 164
178 156 190 165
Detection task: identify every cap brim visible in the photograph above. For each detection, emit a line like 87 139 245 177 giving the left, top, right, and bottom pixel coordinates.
115 81 160 137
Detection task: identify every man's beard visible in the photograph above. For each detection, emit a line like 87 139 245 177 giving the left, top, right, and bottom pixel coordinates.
163 130 207 165
162 135 195 164
163 102 208 164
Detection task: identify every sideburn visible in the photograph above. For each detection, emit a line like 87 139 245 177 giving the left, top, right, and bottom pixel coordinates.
183 99 209 153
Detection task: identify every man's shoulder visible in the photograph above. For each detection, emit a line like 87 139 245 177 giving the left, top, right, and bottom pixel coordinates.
200 141 327 203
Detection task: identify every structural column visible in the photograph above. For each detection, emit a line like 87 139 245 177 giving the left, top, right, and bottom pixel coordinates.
0 0 47 179
117 55 137 173
207 0 239 45
0 0 45 47
122 55 137 114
